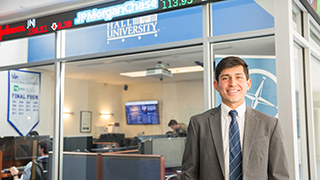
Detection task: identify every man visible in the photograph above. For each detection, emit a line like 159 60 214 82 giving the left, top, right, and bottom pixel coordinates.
181 56 289 180
168 119 188 136
28 131 39 136
10 139 52 180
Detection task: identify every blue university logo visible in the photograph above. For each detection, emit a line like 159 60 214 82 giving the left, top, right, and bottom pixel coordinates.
11 73 18 79
246 68 278 117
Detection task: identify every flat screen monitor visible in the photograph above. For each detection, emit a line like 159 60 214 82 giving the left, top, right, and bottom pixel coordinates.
0 136 14 161
63 135 92 152
139 137 186 168
136 134 167 142
125 100 159 125
14 135 50 160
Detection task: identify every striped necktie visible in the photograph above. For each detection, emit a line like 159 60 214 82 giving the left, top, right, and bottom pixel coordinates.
229 110 243 180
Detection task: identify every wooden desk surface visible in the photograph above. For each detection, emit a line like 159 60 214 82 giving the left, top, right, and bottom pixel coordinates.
93 142 118 145
1 171 22 178
93 142 119 147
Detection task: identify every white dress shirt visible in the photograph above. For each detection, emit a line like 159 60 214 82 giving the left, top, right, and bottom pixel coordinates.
221 102 246 180
18 155 48 180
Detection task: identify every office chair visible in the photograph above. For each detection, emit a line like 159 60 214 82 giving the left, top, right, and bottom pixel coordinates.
31 160 44 180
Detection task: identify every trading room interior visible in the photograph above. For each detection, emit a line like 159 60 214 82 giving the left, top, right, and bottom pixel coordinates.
0 35 276 169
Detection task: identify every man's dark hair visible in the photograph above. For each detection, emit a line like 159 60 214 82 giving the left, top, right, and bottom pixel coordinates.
168 119 178 127
38 139 52 155
215 56 249 82
29 131 39 136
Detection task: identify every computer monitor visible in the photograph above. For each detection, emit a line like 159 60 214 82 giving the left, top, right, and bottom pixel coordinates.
99 133 125 147
139 137 186 168
63 135 92 152
0 136 14 161
14 135 50 160
136 134 167 142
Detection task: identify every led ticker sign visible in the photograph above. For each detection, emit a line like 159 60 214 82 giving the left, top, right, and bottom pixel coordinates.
300 0 320 26
0 0 222 42
161 0 196 10
74 0 159 25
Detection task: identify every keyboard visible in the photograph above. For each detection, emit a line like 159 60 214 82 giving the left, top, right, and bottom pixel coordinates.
1 166 26 173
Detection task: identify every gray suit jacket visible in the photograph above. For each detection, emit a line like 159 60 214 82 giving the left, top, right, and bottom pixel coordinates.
181 105 289 180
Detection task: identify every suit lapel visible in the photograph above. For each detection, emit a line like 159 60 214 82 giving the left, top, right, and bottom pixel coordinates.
242 106 258 173
208 106 225 178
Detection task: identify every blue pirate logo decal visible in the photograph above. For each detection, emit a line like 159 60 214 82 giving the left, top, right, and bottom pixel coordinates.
246 68 278 117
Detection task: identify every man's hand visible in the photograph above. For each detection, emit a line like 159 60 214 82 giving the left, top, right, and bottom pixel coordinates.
9 166 19 177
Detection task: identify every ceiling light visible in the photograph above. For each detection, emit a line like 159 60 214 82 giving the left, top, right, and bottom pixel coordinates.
169 66 203 74
120 66 203 77
120 71 146 77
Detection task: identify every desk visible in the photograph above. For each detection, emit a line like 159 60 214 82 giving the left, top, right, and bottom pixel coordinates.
1 172 11 179
57 151 165 180
92 142 119 148
165 167 181 180
1 171 22 179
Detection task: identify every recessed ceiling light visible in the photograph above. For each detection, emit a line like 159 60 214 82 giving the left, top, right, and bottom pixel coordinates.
120 66 203 77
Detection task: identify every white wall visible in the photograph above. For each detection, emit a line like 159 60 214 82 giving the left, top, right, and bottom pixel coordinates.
63 78 90 136
0 38 28 66
62 78 204 138
63 79 123 137
88 82 123 138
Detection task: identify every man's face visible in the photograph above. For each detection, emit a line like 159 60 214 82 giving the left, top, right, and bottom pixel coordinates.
38 145 42 155
38 145 44 156
214 65 251 109
170 124 178 130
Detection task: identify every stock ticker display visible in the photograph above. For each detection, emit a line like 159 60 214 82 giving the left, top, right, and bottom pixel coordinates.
0 0 222 42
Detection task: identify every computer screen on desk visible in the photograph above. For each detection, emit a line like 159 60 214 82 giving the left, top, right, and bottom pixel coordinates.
0 136 14 161
136 134 167 142
14 135 50 160
139 137 186 168
99 133 125 147
63 135 92 152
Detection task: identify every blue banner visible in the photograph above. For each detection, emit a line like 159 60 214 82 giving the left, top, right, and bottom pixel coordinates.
8 70 41 136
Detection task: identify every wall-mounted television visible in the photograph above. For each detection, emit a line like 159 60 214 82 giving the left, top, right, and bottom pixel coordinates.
125 100 159 125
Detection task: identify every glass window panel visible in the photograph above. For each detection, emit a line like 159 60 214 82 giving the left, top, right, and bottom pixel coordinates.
293 43 309 180
63 46 204 178
310 21 320 50
0 65 54 180
211 0 274 36
28 33 55 63
311 55 320 178
64 6 203 58
292 2 303 35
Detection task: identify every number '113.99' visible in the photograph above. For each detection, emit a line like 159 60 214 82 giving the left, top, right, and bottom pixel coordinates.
162 0 194 9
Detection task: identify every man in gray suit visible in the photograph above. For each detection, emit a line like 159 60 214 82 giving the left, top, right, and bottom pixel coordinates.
181 56 289 180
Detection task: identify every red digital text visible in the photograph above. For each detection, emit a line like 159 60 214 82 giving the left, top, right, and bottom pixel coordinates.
0 25 26 41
